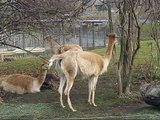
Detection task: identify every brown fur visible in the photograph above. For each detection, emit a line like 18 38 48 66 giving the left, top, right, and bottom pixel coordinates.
49 33 117 111
0 61 49 94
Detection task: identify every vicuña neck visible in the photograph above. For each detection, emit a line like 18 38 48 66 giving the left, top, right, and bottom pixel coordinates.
105 38 115 62
37 69 47 86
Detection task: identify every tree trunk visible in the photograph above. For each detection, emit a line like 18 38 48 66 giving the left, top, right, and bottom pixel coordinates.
117 0 139 96
117 57 123 96
151 22 160 64
117 2 126 95
107 2 113 33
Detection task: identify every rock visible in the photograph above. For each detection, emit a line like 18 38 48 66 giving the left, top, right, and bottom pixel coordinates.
140 81 160 106
41 73 59 90
32 73 59 90
143 96 160 107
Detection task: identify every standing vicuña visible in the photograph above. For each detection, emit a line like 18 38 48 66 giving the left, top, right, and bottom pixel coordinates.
46 34 83 106
0 61 49 94
49 33 117 111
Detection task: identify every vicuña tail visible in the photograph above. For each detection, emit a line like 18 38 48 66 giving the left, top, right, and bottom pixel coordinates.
49 55 64 69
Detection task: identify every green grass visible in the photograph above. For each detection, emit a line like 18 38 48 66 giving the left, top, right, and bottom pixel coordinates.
131 106 160 119
135 41 158 64
0 87 140 119
93 40 160 80
0 40 160 119
141 23 160 40
0 57 43 75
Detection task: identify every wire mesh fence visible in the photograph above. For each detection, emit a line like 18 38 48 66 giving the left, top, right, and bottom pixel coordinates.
0 20 109 52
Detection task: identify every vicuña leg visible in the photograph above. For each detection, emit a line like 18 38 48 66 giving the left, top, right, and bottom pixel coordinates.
91 76 98 107
64 78 76 112
58 76 66 108
88 79 93 105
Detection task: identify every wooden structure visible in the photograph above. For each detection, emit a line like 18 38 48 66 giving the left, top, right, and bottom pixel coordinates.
0 47 45 62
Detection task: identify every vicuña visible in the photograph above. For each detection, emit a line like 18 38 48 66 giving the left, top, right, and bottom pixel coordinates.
47 34 83 107
48 33 117 111
0 61 49 94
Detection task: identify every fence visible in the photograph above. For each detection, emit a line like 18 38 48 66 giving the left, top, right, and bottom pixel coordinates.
78 20 108 49
0 20 109 54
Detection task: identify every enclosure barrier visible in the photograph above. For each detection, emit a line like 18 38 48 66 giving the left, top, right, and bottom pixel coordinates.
0 47 45 62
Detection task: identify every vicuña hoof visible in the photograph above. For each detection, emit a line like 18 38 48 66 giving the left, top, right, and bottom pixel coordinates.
61 105 65 108
88 100 92 105
72 109 77 112
93 103 97 107
64 90 67 96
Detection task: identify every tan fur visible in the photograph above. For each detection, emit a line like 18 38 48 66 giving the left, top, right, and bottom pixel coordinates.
46 35 83 109
49 33 117 111
0 61 49 94
46 35 83 54
57 45 82 54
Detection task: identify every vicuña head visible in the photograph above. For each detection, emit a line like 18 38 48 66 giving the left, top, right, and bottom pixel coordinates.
48 33 117 112
0 60 49 94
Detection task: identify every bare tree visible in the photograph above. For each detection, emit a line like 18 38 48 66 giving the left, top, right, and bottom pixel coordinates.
100 0 114 32
150 0 160 63
0 0 95 49
115 0 153 95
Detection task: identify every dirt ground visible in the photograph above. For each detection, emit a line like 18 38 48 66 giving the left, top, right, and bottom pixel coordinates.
0 89 151 119
0 76 158 120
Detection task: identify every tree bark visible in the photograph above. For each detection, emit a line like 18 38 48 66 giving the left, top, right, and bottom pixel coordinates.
107 2 113 33
117 0 141 95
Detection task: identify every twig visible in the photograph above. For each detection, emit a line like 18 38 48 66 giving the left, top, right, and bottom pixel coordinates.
0 42 46 60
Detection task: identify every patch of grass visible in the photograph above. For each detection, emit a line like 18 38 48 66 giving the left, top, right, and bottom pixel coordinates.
134 41 160 80
92 40 158 64
141 23 160 40
130 106 160 119
92 40 160 81
133 106 160 114
0 40 160 119
135 40 158 64
91 48 106 56
0 57 43 75
0 87 140 119
0 56 57 76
